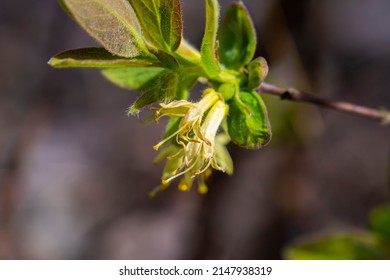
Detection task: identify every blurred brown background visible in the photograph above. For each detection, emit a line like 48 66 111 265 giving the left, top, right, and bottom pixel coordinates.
0 0 389 259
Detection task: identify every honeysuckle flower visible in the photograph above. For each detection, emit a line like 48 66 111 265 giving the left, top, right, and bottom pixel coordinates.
153 88 220 149
151 89 233 195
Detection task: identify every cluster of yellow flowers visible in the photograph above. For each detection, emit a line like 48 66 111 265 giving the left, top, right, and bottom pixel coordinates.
152 89 233 195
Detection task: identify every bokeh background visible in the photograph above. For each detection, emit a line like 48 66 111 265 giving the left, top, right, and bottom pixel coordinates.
1 0 390 259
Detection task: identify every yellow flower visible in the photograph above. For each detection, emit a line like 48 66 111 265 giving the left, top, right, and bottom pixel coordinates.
153 88 220 149
151 88 233 195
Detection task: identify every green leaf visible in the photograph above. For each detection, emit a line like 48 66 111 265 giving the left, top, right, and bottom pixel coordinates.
62 0 147 57
218 2 257 70
152 50 179 69
102 67 165 90
284 231 390 260
370 205 390 239
49 48 159 68
160 0 182 52
127 0 182 52
247 57 268 90
129 71 179 114
200 0 221 77
227 91 271 149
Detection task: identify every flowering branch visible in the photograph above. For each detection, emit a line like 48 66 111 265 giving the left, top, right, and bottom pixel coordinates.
258 82 390 125
52 0 389 194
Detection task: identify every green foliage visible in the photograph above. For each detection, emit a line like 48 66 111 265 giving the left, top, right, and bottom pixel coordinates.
218 2 257 70
128 0 182 52
50 0 273 192
285 155 390 259
129 70 179 114
151 50 179 69
49 48 159 68
285 204 390 260
61 0 147 57
200 0 221 77
284 231 390 260
227 91 271 148
370 205 390 239
102 67 165 90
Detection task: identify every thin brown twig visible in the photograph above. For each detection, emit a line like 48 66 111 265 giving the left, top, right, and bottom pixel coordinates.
258 82 390 125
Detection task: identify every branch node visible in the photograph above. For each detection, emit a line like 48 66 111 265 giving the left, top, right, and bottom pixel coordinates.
281 91 292 100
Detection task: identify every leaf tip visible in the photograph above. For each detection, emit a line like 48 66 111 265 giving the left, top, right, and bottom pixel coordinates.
47 57 58 68
127 105 141 117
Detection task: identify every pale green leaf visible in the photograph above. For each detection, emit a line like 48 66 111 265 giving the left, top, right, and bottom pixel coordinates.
127 0 182 52
102 67 165 90
200 0 221 77
49 48 159 68
63 0 147 57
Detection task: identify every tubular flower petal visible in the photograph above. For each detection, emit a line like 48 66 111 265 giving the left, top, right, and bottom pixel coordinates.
152 88 232 194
